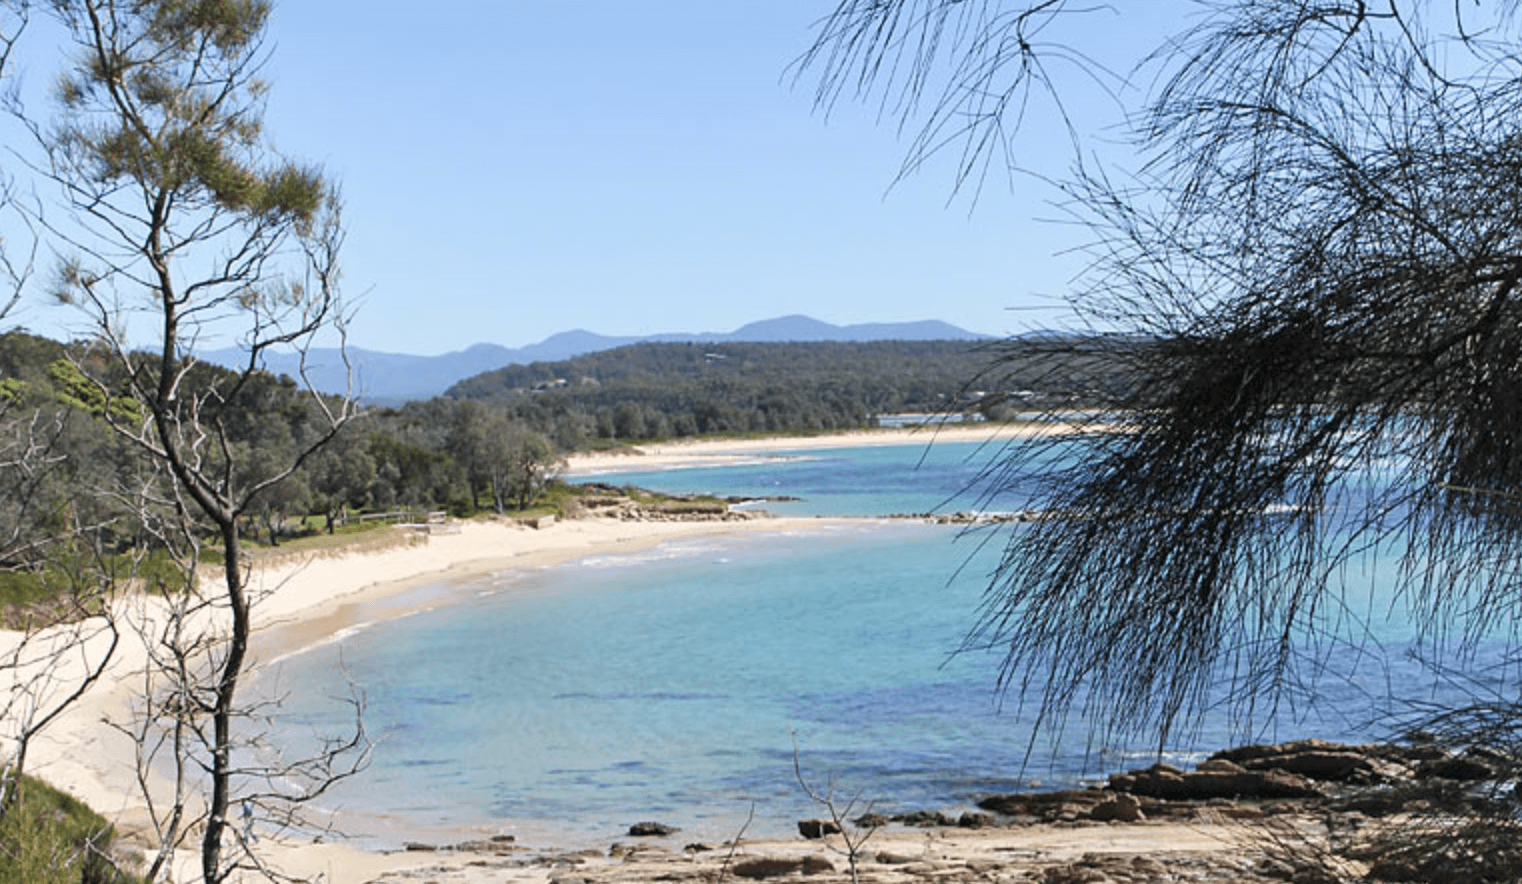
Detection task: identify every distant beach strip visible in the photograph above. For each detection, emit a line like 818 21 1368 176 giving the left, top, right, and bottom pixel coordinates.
563 423 1065 476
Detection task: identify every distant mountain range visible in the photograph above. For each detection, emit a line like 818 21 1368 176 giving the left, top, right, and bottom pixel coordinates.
199 314 993 404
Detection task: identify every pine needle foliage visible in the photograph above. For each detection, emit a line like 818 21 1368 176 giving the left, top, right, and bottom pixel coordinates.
807 1 1522 746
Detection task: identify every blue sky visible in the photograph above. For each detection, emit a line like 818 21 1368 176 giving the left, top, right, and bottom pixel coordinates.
9 2 1162 355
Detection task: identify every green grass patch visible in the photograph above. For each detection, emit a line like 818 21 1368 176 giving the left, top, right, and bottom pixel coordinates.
0 547 193 628
0 774 139 884
239 517 392 555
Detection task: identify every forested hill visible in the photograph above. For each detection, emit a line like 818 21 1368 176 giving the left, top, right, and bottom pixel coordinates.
443 339 1110 441
0 329 1125 538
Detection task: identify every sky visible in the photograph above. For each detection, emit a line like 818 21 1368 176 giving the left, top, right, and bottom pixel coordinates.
6 2 1165 356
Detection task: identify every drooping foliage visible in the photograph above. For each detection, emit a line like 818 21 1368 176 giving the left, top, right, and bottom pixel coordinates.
810 0 1522 739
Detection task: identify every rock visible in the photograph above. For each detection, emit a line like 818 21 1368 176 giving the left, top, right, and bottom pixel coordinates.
1209 738 1414 785
731 856 835 879
977 790 1103 820
1195 758 1246 774
1041 865 1111 883
1213 803 1266 820
1416 750 1497 781
797 818 841 839
957 811 996 828
1254 857 1298 880
730 858 798 879
1129 856 1168 877
449 836 518 853
1111 763 1321 800
1088 794 1145 823
874 851 917 865
1275 750 1374 780
627 821 679 837
894 809 958 827
1213 738 1346 764
853 812 891 828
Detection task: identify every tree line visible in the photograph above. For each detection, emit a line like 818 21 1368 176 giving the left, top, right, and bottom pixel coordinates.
443 337 1128 447
0 329 1133 558
0 331 567 555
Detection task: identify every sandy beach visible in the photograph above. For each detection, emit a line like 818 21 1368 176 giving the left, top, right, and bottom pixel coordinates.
6 514 867 882
0 427 1283 883
562 423 1053 476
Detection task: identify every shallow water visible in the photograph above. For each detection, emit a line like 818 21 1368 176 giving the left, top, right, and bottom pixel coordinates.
266 440 1506 849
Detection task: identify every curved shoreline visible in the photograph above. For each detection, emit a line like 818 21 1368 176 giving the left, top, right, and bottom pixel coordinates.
4 512 877 881
1 426 1271 883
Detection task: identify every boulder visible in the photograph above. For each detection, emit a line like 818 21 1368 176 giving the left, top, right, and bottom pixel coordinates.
1209 738 1413 784
977 790 1103 819
797 818 841 839
894 809 959 827
627 821 679 837
1416 751 1497 781
1111 762 1321 800
731 856 835 879
1088 794 1145 823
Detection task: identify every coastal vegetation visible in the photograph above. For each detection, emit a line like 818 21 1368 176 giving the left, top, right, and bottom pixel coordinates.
0 774 136 884
442 337 1123 445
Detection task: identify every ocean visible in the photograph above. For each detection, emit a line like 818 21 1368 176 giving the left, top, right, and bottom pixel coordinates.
265 439 1491 849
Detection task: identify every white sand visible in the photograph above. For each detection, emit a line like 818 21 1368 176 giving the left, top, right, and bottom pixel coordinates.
563 423 1064 476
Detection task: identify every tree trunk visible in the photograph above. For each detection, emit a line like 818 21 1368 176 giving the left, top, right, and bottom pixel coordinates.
202 520 249 883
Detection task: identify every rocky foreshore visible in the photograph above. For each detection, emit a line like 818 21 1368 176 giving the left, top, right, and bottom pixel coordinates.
973 737 1504 823
358 738 1519 884
563 486 800 523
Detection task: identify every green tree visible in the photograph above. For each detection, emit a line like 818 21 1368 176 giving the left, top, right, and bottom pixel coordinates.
443 400 559 513
304 423 375 533
445 400 502 511
499 425 558 511
31 1 364 880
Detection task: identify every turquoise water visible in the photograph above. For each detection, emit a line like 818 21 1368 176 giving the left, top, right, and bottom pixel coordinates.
267 441 1500 849
573 440 1037 517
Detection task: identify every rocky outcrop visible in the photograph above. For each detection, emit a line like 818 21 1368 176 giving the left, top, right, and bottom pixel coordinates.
931 510 1044 525
1088 793 1145 822
567 492 769 522
795 818 841 839
977 790 1106 822
730 855 835 879
1209 738 1412 785
970 737 1520 835
1107 760 1322 800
